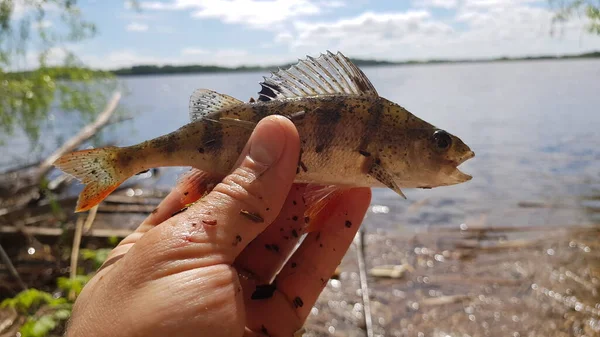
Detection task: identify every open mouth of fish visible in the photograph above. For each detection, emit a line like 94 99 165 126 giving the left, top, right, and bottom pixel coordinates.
450 150 475 183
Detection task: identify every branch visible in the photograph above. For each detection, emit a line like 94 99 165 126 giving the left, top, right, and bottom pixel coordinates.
0 243 27 292
36 91 122 179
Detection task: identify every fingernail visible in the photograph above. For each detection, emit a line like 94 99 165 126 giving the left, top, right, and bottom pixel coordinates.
248 116 286 167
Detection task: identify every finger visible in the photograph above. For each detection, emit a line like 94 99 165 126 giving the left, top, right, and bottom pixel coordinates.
234 184 308 284
274 187 371 320
140 169 223 229
119 115 301 281
98 169 223 273
237 188 371 337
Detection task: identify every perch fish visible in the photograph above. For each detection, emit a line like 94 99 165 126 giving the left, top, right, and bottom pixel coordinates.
53 51 475 224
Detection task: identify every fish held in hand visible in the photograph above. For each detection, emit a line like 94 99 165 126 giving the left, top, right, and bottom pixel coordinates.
53 51 474 214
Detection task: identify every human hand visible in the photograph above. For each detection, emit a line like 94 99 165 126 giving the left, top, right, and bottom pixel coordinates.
65 115 372 337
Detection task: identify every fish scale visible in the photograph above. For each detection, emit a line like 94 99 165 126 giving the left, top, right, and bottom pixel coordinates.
53 51 475 217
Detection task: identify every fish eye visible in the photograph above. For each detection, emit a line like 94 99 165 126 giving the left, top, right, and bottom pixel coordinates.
432 130 452 150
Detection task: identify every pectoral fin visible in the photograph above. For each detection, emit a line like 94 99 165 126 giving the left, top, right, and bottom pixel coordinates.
368 158 407 199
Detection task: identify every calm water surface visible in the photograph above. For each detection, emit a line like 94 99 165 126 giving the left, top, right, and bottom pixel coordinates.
5 59 600 232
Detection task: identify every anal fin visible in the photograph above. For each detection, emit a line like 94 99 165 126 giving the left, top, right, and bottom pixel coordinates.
303 184 347 233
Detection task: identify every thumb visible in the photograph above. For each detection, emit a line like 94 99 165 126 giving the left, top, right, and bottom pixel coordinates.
122 114 301 279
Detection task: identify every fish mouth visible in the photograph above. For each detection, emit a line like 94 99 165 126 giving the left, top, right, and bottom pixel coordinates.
449 150 475 183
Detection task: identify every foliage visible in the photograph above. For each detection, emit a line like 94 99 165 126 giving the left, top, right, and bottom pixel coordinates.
19 309 71 337
550 0 600 34
80 247 111 269
1 288 73 337
0 0 121 150
0 245 111 337
57 274 91 297
1 288 66 315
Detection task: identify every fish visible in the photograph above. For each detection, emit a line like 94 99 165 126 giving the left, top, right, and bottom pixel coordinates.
53 51 475 228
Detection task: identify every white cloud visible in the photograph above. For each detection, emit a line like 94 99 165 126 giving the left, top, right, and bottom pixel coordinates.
31 0 600 70
286 10 455 57
181 48 209 55
414 0 458 9
274 32 294 44
462 0 543 10
270 2 600 62
32 20 53 29
126 22 149 32
81 50 179 69
140 0 326 29
81 48 292 69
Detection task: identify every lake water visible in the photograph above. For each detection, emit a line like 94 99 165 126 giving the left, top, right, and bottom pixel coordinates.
4 59 600 232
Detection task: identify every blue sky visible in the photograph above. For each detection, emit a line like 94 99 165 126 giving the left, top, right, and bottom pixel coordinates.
24 0 600 69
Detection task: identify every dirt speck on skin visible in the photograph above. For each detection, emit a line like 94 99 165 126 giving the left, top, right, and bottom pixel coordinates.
240 209 264 223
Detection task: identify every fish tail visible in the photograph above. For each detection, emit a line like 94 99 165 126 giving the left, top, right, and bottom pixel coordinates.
53 146 132 212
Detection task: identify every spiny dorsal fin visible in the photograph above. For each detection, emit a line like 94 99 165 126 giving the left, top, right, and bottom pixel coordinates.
257 51 378 102
189 89 243 122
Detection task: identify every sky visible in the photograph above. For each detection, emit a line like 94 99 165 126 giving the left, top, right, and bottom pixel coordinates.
18 0 600 69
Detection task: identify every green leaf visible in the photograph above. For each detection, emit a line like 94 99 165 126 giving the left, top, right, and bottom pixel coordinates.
56 275 91 297
53 308 71 320
80 248 112 269
31 315 57 337
0 289 66 315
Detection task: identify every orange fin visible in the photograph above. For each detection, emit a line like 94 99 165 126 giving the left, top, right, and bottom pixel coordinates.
303 184 347 233
53 147 131 212
175 168 224 203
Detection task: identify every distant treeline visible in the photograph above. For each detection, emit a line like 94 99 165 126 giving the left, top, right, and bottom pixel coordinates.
6 51 600 78
110 51 600 76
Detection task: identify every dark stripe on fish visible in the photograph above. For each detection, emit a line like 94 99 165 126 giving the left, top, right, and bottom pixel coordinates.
202 120 223 153
359 98 384 153
254 102 272 119
314 100 343 154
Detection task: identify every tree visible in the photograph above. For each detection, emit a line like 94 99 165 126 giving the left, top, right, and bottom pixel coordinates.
550 0 600 34
0 0 121 154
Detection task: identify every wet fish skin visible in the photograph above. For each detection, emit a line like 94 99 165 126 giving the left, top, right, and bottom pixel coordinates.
53 51 474 213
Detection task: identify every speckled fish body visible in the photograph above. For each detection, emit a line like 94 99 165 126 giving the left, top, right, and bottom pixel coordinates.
128 95 395 187
53 51 474 213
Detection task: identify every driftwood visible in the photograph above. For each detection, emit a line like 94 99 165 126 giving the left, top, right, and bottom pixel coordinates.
0 92 122 210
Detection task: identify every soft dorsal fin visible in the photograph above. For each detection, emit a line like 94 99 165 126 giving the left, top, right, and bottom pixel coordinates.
189 89 243 122
257 51 378 102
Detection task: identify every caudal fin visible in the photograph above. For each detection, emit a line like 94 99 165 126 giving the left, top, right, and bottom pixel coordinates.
53 147 131 212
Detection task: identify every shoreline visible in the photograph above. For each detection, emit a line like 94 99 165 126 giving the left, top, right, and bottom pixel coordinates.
109 51 600 77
